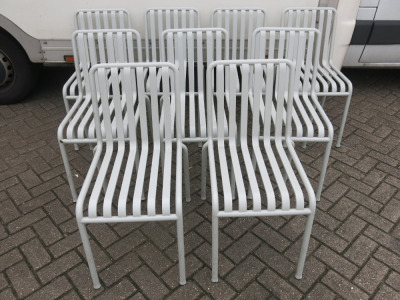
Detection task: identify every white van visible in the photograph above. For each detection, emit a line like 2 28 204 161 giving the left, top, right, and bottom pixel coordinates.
0 0 360 104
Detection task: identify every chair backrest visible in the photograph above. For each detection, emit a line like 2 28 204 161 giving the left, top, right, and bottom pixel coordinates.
160 27 229 139
252 27 320 93
89 62 181 146
211 8 267 59
75 9 132 30
207 59 295 141
281 7 337 64
72 29 142 93
145 8 200 62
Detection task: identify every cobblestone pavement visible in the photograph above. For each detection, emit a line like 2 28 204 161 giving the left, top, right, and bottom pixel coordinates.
0 66 399 299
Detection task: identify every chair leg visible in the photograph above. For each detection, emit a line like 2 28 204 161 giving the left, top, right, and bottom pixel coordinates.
316 140 333 202
77 222 101 289
295 213 315 279
211 215 219 283
320 95 327 107
176 215 186 285
182 144 191 202
336 93 352 148
59 141 78 202
201 142 208 200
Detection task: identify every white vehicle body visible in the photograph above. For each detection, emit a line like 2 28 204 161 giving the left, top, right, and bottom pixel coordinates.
0 0 360 103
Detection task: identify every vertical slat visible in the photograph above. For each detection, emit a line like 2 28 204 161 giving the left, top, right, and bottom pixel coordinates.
215 64 233 211
161 66 172 215
132 67 149 216
118 67 138 217
147 66 161 216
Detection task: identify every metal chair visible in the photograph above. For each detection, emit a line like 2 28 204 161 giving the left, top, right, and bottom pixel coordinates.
251 27 333 202
58 29 142 201
63 9 132 113
160 28 229 142
281 7 353 147
144 8 200 62
206 59 316 283
211 8 267 60
76 62 186 289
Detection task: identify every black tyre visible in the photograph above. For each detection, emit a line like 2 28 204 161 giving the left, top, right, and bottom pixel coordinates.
0 30 39 104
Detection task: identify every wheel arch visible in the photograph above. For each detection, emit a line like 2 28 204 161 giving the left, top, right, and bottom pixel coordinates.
0 14 43 63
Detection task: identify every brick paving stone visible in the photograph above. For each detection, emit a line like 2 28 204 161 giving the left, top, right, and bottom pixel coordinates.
106 230 146 260
19 191 57 214
7 208 46 234
322 271 369 300
235 282 270 300
371 182 398 204
33 217 63 246
68 263 104 299
373 284 400 300
18 169 42 189
279 216 307 241
194 243 234 277
20 238 51 270
44 199 72 224
162 254 203 289
0 289 16 300
312 224 348 252
99 251 141 287
314 245 358 280
49 231 83 258
314 210 341 231
86 223 119 248
0 249 23 272
136 242 173 275
380 198 400 222
344 235 378 266
223 217 258 240
6 261 40 298
354 258 389 294
374 247 400 273
140 222 175 250
0 199 21 224
289 256 327 293
365 226 400 255
355 205 394 233
328 197 357 221
25 276 72 300
7 183 32 205
225 256 265 291
224 232 261 264
193 267 236 300
387 271 400 292
258 268 303 300
196 221 233 250
252 223 291 252
0 228 35 255
37 251 81 284
306 283 336 300
0 273 8 290
254 244 294 277
95 279 137 300
131 265 170 299
166 281 202 300
363 169 387 187
336 214 367 242
59 290 81 300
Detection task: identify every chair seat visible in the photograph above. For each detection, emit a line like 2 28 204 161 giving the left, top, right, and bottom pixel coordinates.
77 140 181 222
213 137 315 215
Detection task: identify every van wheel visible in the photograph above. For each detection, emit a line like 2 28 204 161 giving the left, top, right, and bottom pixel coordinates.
0 31 39 104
